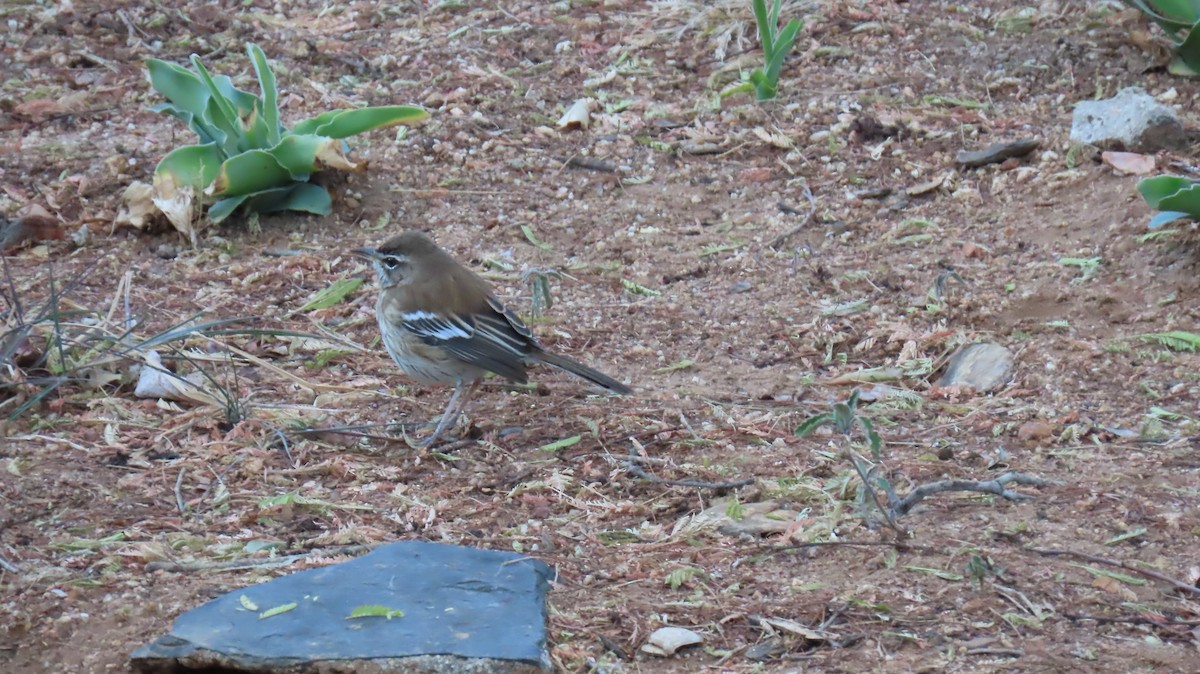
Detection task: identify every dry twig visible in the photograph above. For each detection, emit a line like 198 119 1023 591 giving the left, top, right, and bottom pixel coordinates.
847 450 906 537
1064 612 1200 627
887 472 1061 519
767 182 816 248
174 467 187 516
1024 547 1200 598
558 155 618 173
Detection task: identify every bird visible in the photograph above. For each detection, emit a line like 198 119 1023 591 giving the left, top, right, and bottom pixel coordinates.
352 231 631 447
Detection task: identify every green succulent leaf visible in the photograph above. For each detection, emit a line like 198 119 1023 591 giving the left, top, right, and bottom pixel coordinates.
266 134 326 178
202 95 245 156
208 184 331 223
146 59 209 118
290 105 429 138
208 195 251 223
1122 0 1200 32
747 0 803 101
1175 21 1200 73
210 150 294 197
154 143 223 191
241 107 272 150
298 277 364 312
247 183 331 215
1137 175 1194 208
208 184 330 223
209 74 259 120
1156 182 1200 216
190 55 248 153
148 102 194 127
248 43 281 146
1168 54 1200 76
1148 210 1191 229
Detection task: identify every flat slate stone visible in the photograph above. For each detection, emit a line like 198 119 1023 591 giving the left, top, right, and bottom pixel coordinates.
131 541 554 673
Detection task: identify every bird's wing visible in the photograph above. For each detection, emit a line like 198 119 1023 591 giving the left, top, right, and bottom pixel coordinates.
401 303 534 383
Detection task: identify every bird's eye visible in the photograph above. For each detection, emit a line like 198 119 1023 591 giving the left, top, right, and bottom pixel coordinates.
382 256 402 270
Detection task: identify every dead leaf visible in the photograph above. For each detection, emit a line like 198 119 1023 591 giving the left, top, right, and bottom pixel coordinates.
12 99 67 123
1017 420 1055 444
906 173 947 196
557 98 592 130
960 242 989 259
134 350 221 407
758 617 838 641
314 138 359 172
115 181 160 231
151 173 202 244
752 127 794 150
1092 574 1138 601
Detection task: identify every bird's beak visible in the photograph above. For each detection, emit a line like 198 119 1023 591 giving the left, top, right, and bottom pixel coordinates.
350 247 377 260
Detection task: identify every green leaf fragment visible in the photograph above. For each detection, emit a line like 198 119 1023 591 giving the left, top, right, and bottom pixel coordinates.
347 604 406 620
1072 563 1147 586
653 359 694 373
794 413 832 437
299 278 364 312
259 602 297 619
539 435 582 452
291 106 429 138
520 224 553 251
621 279 661 296
1104 527 1148 546
1137 330 1200 352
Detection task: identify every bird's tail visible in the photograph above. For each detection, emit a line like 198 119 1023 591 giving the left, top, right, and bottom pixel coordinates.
535 351 632 395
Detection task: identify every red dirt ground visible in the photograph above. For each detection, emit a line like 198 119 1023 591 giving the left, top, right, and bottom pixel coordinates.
3 1 1200 672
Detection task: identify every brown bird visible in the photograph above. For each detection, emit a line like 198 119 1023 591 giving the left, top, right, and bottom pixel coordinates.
353 231 631 446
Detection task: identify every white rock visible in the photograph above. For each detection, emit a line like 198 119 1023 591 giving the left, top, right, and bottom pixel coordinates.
640 626 704 657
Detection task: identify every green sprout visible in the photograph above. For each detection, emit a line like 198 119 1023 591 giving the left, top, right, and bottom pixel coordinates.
795 389 882 459
725 0 804 101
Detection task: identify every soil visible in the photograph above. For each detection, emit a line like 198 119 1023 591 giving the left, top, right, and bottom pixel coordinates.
3 1 1200 673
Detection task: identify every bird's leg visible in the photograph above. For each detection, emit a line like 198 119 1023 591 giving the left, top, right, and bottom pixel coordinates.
418 379 479 447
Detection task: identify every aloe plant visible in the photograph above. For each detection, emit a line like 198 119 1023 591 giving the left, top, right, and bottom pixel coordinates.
1121 0 1200 74
1137 174 1200 228
145 43 428 237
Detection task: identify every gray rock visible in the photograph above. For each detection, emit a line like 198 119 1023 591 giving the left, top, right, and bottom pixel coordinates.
1070 87 1187 152
131 541 554 673
939 342 1015 393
